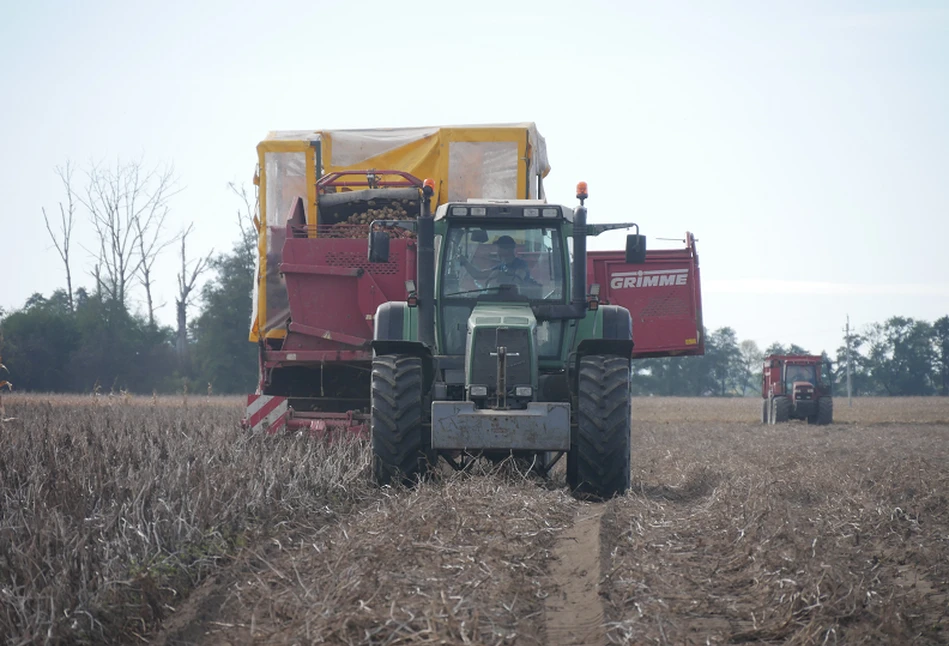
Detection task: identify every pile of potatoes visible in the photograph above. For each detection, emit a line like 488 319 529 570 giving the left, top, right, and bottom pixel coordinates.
322 199 419 239
342 198 417 224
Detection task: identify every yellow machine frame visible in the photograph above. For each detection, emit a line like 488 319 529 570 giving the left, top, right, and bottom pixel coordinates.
251 124 550 342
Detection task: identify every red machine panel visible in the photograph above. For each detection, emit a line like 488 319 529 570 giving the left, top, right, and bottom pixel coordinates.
279 237 417 352
587 234 704 358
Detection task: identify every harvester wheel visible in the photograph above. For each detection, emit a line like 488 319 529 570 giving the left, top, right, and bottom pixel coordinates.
371 355 432 486
568 355 631 500
816 396 833 425
761 399 769 424
772 395 791 423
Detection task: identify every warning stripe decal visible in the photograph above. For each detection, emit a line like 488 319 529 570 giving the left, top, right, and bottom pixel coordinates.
246 394 289 433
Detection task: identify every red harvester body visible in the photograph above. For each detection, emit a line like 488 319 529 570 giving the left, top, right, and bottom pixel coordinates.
587 233 704 359
244 124 705 434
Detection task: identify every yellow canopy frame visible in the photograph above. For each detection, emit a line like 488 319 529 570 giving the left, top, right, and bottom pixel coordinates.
251 123 550 342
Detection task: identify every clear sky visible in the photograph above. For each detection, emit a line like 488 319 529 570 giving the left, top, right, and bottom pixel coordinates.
2 0 947 357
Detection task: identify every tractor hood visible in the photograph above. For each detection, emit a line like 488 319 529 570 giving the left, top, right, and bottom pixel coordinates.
465 303 538 393
467 303 537 332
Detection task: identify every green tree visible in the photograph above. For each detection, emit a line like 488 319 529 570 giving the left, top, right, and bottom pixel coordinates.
835 330 878 395
632 328 745 397
764 342 810 356
934 316 949 396
866 317 936 395
66 291 176 393
706 327 742 396
632 356 706 396
190 236 257 394
0 288 177 394
0 291 79 392
738 339 763 396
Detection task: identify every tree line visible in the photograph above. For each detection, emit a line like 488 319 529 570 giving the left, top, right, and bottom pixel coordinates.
0 234 258 395
1 159 257 396
2 159 947 397
632 317 949 397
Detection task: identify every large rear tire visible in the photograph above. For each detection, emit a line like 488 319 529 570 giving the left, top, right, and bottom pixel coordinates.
761 399 769 424
772 396 791 423
371 355 432 486
816 396 833 425
568 355 631 500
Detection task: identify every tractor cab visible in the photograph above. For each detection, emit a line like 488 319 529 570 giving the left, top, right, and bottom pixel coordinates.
436 202 571 365
785 362 817 400
786 363 817 409
785 363 815 386
368 184 650 498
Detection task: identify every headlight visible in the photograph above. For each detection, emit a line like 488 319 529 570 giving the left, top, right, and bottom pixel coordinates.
469 385 488 398
514 386 533 398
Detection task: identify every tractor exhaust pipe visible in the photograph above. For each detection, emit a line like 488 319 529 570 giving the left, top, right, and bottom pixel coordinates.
532 184 589 322
417 181 436 348
571 203 587 318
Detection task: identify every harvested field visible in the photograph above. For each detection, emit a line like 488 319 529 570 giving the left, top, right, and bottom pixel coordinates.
1 394 947 644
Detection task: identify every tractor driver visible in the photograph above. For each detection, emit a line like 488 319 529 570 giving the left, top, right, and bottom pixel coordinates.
460 235 534 285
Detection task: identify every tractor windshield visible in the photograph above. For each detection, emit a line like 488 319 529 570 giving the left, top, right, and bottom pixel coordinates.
438 223 567 356
440 224 566 302
786 364 816 385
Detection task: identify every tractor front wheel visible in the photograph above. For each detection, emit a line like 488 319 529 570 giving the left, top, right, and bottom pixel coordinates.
568 355 631 500
371 355 433 486
771 396 791 424
816 396 833 425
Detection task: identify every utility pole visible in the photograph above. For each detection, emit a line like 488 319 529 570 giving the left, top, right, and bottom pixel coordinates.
845 315 853 408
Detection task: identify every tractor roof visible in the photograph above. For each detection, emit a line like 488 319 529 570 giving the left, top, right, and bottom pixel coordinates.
765 354 823 363
435 201 574 222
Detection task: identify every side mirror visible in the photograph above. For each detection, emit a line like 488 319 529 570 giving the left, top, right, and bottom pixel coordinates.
368 230 390 263
625 234 647 264
471 229 488 243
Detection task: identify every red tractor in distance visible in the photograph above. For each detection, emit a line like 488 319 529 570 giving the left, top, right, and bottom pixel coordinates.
761 354 833 425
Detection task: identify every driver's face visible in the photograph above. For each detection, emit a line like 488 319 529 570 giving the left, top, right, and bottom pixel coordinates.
498 245 516 264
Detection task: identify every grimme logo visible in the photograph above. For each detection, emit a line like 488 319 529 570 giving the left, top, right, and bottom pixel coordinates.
610 269 689 289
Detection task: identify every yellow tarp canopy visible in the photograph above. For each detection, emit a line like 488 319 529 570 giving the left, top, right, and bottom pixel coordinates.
251 123 550 341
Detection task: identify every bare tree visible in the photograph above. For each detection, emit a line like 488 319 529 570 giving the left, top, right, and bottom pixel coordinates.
42 162 78 311
80 159 179 310
739 339 764 396
227 181 259 270
175 224 212 371
133 188 178 327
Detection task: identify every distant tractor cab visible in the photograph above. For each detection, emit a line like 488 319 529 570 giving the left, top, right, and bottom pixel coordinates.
761 354 833 425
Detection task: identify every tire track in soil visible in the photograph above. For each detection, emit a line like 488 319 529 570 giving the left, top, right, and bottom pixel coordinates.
544 505 607 646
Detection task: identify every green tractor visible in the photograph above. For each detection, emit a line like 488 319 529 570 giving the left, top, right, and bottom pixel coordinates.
367 182 645 499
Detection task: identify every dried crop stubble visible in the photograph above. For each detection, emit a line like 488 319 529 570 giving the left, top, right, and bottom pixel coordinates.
0 394 372 645
153 397 947 645
630 396 949 425
600 400 949 644
200 464 579 645
4 394 948 645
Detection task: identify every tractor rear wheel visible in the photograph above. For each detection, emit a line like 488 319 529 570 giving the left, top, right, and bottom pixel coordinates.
371 355 432 486
772 396 791 423
761 399 769 424
816 396 833 425
568 355 631 500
